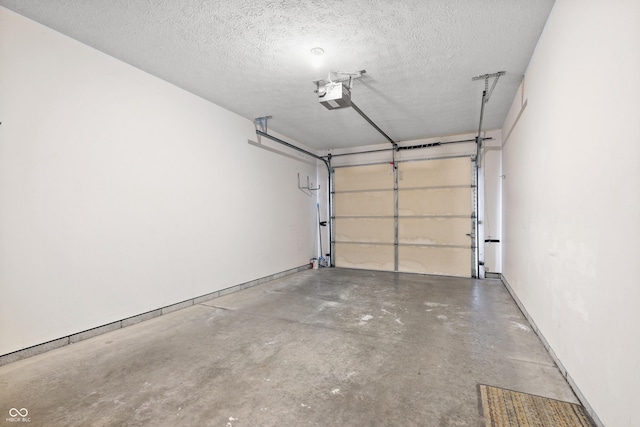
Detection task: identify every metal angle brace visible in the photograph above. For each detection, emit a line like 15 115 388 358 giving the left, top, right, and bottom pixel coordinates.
472 71 505 104
254 116 272 133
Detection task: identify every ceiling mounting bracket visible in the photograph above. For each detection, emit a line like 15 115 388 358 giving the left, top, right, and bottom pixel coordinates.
254 116 272 133
313 70 366 92
472 71 506 104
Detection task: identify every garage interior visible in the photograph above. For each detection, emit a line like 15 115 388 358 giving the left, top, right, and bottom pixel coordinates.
0 1 638 426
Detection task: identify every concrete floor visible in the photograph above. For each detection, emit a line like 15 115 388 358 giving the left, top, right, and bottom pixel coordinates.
0 268 578 426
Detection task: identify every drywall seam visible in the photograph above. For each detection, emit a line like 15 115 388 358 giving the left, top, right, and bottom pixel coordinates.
502 99 527 147
0 265 310 366
500 274 603 427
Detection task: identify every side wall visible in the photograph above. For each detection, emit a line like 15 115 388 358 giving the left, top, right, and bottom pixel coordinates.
501 1 640 426
0 8 317 356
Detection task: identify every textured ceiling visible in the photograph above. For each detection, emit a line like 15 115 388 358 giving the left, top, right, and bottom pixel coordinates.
0 0 555 149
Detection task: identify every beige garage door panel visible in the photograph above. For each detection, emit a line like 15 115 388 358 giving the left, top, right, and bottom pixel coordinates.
398 217 471 246
398 157 472 188
398 187 471 216
398 246 471 277
334 191 395 216
335 218 394 243
334 164 394 191
335 243 395 271
333 157 474 277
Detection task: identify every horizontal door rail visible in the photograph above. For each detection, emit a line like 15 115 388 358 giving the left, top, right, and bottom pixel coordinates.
334 241 395 246
397 243 473 249
397 185 475 191
334 215 395 219
333 188 395 194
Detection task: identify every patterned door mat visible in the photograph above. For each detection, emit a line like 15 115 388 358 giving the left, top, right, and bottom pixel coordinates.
478 384 595 427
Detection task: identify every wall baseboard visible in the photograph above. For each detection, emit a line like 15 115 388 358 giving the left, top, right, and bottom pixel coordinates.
500 274 604 427
0 264 310 367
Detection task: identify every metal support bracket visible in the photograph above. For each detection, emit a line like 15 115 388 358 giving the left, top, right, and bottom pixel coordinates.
254 116 272 133
472 71 505 104
313 70 367 92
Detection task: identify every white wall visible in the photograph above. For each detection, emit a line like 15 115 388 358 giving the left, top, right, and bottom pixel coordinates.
0 8 318 356
501 1 640 425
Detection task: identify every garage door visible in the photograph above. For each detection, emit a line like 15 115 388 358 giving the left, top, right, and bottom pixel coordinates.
333 157 475 277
